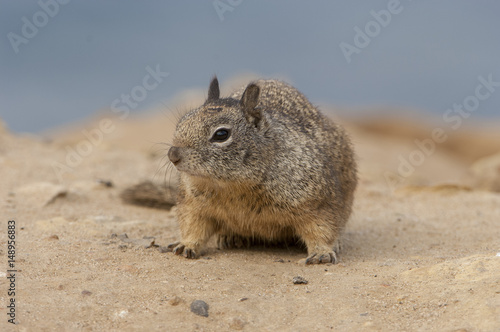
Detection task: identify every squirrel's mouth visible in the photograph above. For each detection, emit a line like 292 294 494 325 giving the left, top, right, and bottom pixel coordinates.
173 164 209 179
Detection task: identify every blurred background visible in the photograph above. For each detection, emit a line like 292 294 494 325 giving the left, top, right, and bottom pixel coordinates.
1 0 499 133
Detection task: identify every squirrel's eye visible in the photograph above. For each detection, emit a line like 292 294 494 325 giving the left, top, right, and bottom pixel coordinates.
211 128 230 142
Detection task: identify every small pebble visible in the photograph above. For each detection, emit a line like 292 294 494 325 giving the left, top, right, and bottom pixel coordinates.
81 290 92 296
190 300 209 317
47 234 59 240
293 276 308 284
238 297 248 302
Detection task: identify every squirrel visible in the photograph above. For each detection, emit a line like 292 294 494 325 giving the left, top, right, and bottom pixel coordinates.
155 76 358 264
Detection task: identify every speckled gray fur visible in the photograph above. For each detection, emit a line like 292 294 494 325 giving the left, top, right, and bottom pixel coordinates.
167 77 357 264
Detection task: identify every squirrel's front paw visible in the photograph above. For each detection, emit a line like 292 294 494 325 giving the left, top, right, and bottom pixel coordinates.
167 241 200 259
305 251 337 265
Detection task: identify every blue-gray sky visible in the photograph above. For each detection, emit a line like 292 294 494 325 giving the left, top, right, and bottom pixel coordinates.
1 1 499 133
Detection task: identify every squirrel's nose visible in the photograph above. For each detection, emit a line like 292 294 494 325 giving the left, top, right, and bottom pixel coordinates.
168 147 182 165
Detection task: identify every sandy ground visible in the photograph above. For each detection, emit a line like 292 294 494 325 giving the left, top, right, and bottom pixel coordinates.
1 103 500 331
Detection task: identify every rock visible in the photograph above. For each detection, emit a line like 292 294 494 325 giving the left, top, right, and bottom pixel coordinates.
81 290 92 296
190 300 209 317
15 182 67 207
120 181 176 210
293 276 308 284
471 152 500 192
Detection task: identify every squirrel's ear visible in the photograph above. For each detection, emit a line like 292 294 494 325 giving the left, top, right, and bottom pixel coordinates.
207 76 220 102
241 83 261 125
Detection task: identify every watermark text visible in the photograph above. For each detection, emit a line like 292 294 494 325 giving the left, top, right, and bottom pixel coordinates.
7 220 17 325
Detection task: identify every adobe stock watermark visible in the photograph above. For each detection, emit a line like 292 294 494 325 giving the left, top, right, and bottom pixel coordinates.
384 73 500 190
51 65 169 182
213 0 243 21
340 0 406 64
7 0 71 54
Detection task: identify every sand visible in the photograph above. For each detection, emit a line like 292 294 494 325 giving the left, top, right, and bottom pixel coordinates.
1 106 499 331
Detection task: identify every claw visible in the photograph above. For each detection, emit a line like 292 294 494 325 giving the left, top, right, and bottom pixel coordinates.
184 248 196 259
305 251 337 265
173 244 185 256
305 253 318 265
166 241 180 251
